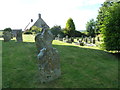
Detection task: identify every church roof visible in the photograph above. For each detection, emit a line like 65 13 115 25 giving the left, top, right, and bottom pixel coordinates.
33 14 49 29
24 14 49 31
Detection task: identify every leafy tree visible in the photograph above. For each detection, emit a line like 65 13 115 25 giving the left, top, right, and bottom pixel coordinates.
100 2 120 51
64 18 76 37
96 1 113 33
50 25 63 37
4 28 12 32
86 19 96 37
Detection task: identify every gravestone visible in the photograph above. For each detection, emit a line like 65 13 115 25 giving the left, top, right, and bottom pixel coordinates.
57 34 60 40
85 37 88 43
35 29 61 83
65 36 68 40
93 37 95 44
3 31 12 42
89 36 92 43
63 38 66 42
16 30 23 42
97 37 100 41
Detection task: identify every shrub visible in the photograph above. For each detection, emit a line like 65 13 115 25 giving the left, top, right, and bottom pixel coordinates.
3 28 12 32
100 2 120 51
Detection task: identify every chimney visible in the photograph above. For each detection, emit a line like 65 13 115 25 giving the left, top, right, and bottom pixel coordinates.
38 14 41 19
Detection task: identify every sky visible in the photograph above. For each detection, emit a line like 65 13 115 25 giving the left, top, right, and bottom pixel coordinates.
0 0 106 30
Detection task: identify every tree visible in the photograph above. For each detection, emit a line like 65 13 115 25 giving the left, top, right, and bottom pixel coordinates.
100 2 120 51
96 1 113 33
50 25 63 37
64 18 76 37
30 26 42 34
3 28 12 32
86 19 96 37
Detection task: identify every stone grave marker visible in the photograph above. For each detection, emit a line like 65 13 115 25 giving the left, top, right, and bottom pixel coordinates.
3 31 12 42
93 37 96 44
57 34 60 40
16 30 23 42
35 29 61 83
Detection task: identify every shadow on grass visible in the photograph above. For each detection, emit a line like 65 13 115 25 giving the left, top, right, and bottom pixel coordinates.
109 53 120 59
2 40 119 88
1 39 118 60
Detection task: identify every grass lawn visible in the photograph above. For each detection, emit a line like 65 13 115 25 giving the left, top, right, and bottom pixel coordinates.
2 35 119 88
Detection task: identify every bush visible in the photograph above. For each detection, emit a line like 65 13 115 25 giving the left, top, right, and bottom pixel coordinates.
74 31 82 37
4 28 12 32
100 2 120 51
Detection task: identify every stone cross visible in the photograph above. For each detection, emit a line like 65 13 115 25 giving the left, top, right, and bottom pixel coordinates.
35 29 61 83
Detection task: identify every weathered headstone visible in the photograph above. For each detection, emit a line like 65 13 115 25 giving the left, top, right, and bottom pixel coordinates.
65 35 68 40
85 37 88 43
57 34 60 40
16 30 23 42
81 35 84 42
3 31 12 42
63 38 66 42
93 37 95 44
35 29 61 83
97 37 100 41
79 42 84 46
89 36 92 43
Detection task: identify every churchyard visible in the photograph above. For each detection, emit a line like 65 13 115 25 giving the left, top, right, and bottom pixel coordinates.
1 1 120 88
1 34 118 88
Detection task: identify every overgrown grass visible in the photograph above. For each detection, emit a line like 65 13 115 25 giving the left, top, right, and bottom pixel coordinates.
2 35 119 88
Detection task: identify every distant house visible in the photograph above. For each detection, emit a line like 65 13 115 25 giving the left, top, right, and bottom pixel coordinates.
24 14 49 31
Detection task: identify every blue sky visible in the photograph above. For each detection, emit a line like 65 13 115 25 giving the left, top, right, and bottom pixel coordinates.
0 0 105 30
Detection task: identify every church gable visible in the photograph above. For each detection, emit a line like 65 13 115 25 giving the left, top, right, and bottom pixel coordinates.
32 14 49 29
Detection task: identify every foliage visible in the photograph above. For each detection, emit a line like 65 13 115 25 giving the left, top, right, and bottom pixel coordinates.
73 31 83 37
3 28 12 32
50 25 64 37
96 1 113 33
64 18 76 37
86 19 96 37
30 26 42 34
99 2 120 51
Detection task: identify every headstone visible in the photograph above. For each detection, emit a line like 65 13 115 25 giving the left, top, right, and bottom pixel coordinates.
93 37 95 44
35 29 61 83
66 38 72 43
63 38 66 42
3 31 12 42
65 35 68 40
89 36 92 43
81 35 84 42
97 37 100 41
85 37 88 43
71 37 74 42
57 34 60 40
79 42 84 46
77 38 79 41
16 30 23 42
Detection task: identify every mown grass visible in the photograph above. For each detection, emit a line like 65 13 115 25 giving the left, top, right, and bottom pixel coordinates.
0 40 2 89
2 35 119 88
